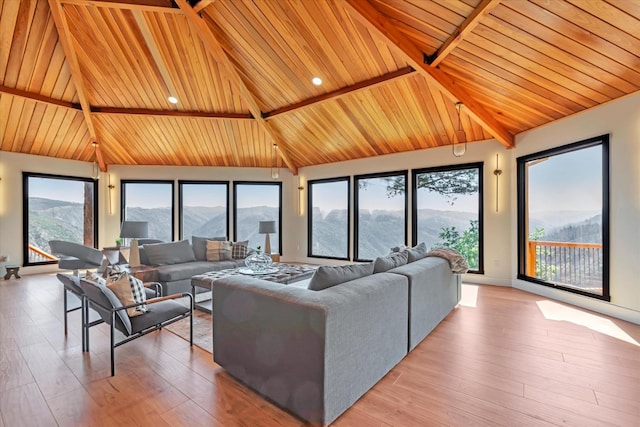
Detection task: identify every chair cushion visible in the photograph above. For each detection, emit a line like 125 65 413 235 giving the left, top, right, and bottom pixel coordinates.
80 278 132 335
56 273 82 295
308 262 374 291
192 236 227 261
143 240 196 265
129 300 190 334
373 251 409 273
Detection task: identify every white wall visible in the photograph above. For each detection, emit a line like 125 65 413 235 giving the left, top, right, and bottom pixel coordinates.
1 91 638 324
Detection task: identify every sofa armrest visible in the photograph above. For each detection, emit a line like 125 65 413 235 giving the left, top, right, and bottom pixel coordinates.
212 273 408 425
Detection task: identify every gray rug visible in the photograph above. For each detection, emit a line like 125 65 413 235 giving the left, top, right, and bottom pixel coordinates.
164 294 213 353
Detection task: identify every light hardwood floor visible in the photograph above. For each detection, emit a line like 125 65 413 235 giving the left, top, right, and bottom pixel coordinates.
1 273 639 426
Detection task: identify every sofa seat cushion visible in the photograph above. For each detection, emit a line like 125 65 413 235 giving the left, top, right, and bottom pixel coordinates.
129 300 190 333
155 260 246 282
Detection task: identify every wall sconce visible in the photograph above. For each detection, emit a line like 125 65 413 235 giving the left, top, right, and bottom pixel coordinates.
107 174 115 215
493 153 502 212
271 143 280 180
297 175 305 216
452 102 467 157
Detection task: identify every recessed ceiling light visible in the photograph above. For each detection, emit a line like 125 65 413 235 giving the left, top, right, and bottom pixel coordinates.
168 96 178 104
311 76 323 86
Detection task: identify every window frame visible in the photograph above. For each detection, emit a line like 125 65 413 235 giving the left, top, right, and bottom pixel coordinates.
120 179 175 242
353 170 408 262
411 162 484 274
178 180 230 241
22 172 99 266
232 181 283 255
516 134 610 301
307 176 351 261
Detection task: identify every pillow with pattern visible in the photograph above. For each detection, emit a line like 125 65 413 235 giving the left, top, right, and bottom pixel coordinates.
85 270 106 286
106 272 148 317
231 240 249 259
206 240 232 261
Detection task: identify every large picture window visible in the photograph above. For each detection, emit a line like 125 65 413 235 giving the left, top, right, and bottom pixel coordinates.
23 173 98 266
354 171 407 261
179 181 229 241
412 163 483 273
308 177 350 260
121 180 174 242
233 182 282 254
517 135 609 300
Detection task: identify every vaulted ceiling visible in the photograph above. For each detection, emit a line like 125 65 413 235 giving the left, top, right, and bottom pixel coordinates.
1 0 639 175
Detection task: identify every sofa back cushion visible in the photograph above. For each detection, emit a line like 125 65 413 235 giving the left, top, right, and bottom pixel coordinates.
308 262 374 291
373 251 408 273
405 242 428 263
144 240 196 265
192 235 227 261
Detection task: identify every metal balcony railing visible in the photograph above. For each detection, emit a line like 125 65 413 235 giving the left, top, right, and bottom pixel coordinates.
527 240 603 294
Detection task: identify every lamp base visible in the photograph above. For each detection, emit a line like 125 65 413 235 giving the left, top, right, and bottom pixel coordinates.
129 239 141 267
264 233 271 255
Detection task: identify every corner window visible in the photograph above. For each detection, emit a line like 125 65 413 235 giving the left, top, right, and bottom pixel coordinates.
354 171 408 261
179 181 229 242
121 180 175 242
233 182 282 254
308 177 350 260
412 163 483 273
517 135 609 300
23 173 98 266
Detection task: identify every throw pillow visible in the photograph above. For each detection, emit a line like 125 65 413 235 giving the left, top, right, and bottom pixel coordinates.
85 270 106 286
106 272 148 317
308 263 374 291
390 244 408 253
404 242 428 263
192 235 227 261
206 240 232 261
144 240 196 265
373 251 409 273
231 240 249 259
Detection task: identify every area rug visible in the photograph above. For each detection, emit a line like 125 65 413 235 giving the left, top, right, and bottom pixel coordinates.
164 294 213 353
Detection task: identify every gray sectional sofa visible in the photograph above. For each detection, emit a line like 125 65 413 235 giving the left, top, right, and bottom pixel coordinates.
211 252 461 425
139 237 250 295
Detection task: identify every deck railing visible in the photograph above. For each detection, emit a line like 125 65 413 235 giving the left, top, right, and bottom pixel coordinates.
527 240 603 293
28 245 57 263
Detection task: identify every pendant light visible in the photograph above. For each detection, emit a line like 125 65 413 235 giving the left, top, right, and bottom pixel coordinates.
452 102 467 157
271 143 280 179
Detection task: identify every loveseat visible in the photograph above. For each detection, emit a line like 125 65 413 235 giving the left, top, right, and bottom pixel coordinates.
139 237 251 295
211 247 461 425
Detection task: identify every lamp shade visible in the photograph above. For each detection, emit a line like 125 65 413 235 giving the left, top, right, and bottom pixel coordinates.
258 221 276 234
119 221 149 239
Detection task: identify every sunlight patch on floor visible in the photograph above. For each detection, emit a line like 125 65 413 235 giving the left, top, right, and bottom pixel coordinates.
460 284 478 307
536 300 639 346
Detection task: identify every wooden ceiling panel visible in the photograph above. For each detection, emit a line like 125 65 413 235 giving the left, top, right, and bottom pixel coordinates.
205 0 410 112
61 2 247 113
94 114 270 167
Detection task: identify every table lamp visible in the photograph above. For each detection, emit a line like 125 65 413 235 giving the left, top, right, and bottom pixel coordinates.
120 221 149 267
258 220 276 254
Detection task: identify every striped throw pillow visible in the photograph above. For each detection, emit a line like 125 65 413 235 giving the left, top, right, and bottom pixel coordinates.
206 240 232 261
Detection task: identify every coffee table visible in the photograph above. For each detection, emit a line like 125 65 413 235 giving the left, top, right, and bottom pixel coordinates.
190 262 318 313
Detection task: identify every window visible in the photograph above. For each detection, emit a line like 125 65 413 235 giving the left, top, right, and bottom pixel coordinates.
517 135 610 300
121 180 174 242
412 163 483 273
308 177 350 260
179 181 229 241
354 171 407 261
233 182 282 254
23 172 98 266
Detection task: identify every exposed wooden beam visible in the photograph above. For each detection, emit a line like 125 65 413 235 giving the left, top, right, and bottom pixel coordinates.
0 85 81 110
47 0 98 144
194 0 216 14
263 66 416 120
428 0 502 67
92 106 253 119
60 0 180 14
175 0 299 174
341 0 514 149
93 142 107 172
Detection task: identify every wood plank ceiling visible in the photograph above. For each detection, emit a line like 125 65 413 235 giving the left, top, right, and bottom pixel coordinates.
1 0 639 173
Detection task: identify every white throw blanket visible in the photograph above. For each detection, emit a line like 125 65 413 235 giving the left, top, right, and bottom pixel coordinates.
426 248 469 274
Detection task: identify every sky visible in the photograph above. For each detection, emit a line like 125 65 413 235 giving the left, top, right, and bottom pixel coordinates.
528 145 602 212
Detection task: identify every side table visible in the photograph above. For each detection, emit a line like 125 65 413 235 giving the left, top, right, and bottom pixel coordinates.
128 265 159 282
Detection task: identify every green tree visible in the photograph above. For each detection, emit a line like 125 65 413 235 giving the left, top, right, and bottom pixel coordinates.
529 226 556 280
385 169 478 204
437 220 479 269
